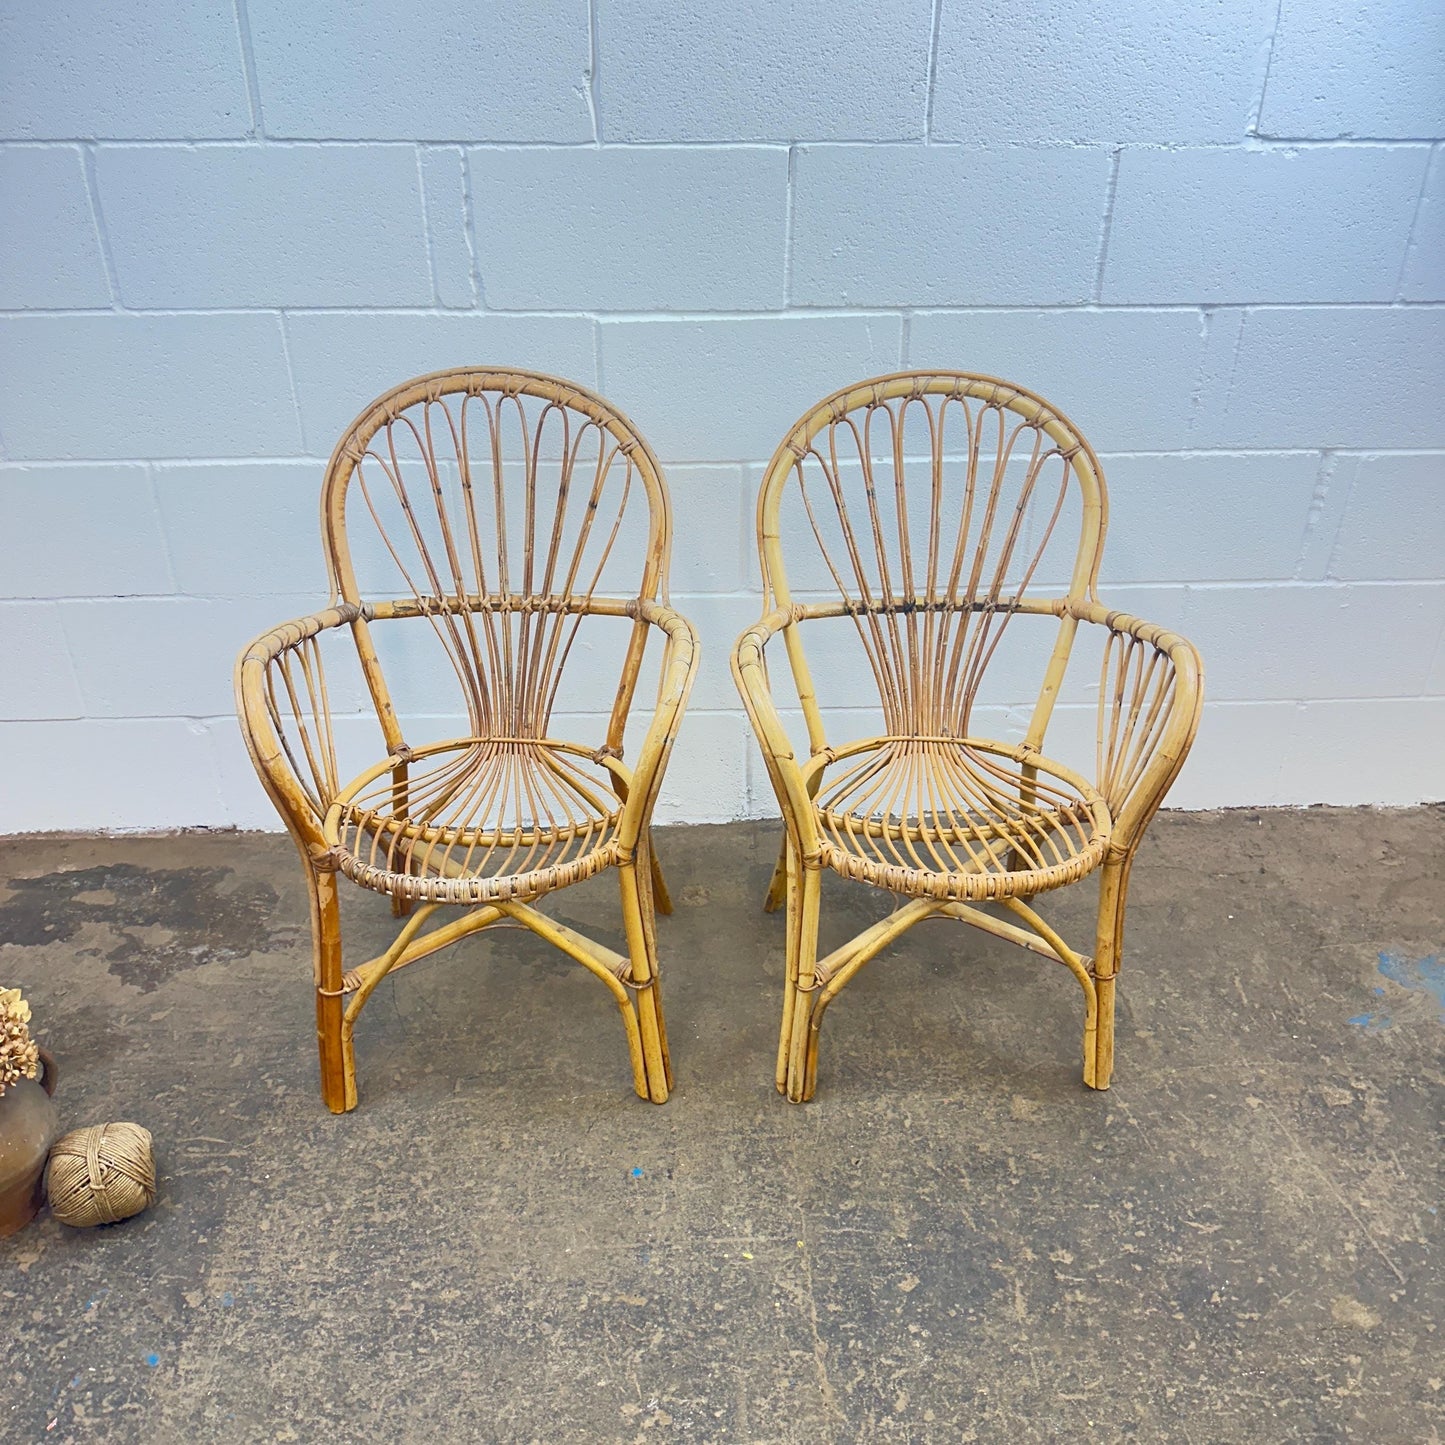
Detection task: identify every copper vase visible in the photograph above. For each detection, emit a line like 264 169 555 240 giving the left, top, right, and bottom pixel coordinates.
0 1047 59 1238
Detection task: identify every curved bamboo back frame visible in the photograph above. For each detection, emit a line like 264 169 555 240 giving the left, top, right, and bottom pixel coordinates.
758 371 1107 753
319 368 668 746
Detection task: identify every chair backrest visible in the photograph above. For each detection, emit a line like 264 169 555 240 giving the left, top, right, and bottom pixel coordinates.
757 371 1107 748
319 368 670 745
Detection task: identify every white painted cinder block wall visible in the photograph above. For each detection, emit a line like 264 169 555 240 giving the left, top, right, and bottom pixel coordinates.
1 0 1443 832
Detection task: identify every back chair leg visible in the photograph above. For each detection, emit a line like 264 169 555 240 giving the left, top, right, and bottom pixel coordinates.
308 866 354 1114
1088 856 1133 1091
647 832 675 917
763 837 789 913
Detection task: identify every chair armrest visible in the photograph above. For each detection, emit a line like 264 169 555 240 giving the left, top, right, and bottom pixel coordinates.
234 604 360 851
615 599 700 848
731 606 822 856
1068 599 1204 849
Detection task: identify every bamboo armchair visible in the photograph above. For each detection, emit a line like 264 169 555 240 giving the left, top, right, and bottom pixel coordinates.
732 372 1203 1101
236 369 697 1111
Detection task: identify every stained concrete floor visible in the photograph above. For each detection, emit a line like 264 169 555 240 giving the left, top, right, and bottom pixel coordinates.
0 809 1441 1443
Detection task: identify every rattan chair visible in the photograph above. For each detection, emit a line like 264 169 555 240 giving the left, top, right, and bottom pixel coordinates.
733 372 1203 1101
236 369 697 1111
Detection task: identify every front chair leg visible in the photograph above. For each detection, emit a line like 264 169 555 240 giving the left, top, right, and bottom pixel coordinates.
1088 855 1133 1090
307 864 354 1113
783 862 823 1102
620 854 671 1103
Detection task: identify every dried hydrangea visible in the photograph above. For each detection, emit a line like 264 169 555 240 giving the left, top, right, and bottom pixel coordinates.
0 987 40 1097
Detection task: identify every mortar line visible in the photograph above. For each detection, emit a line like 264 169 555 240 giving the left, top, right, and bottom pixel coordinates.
1294 450 1343 581
459 149 485 308
141 461 182 594
1246 0 1285 136
414 146 441 308
6 300 1445 320
586 0 603 145
80 144 124 309
231 0 267 139
924 0 944 141
276 313 308 455
1393 144 1437 301
783 144 798 306
1092 147 1123 302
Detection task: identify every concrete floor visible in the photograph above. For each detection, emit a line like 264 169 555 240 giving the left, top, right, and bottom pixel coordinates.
0 809 1440 1443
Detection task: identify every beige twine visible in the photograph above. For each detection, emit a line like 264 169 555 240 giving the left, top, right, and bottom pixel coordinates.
46 1123 157 1227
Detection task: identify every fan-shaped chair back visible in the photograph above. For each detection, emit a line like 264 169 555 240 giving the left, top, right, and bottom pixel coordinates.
320 368 669 744
758 372 1106 745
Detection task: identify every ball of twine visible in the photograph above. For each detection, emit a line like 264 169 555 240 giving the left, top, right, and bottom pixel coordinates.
46 1123 157 1227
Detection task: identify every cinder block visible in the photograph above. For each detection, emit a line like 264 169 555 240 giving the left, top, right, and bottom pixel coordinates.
284 313 598 454
59 595 320 718
247 0 592 141
1329 454 1445 580
0 1 250 139
647 711 751 823
420 147 477 308
0 314 302 460
596 0 932 141
0 148 110 307
1194 307 1445 449
909 310 1208 451
1104 146 1429 303
1179 582 1445 701
209 718 283 830
1096 453 1322 583
932 0 1276 143
0 464 173 598
1277 699 1445 803
469 147 787 311
599 315 903 463
96 145 433 308
665 466 750 594
1258 0 1445 138
670 594 763 710
790 146 1109 307
0 719 225 831
1400 148 1445 302
153 462 328 596
1157 700 1296 808
0 603 84 719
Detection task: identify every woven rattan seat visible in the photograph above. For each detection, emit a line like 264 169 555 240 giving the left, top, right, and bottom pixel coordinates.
733 371 1203 1101
811 737 1111 901
238 369 697 1112
324 737 624 905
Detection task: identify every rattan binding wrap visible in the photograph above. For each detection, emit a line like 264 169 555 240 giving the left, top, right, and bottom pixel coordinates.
237 369 698 1111
732 371 1203 1101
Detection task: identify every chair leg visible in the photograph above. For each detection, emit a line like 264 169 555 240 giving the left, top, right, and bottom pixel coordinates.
638 836 673 1092
620 856 671 1104
763 835 788 913
647 832 674 917
307 866 354 1113
1087 856 1132 1091
782 862 823 1103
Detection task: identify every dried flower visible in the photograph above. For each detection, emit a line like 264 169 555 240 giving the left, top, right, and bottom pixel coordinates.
0 987 40 1097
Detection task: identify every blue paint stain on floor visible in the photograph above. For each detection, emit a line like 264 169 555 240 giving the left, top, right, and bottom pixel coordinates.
1350 952 1444 1031
1378 951 1445 1018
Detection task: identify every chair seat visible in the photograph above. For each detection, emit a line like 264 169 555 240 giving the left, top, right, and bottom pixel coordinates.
322 736 624 905
811 736 1112 901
